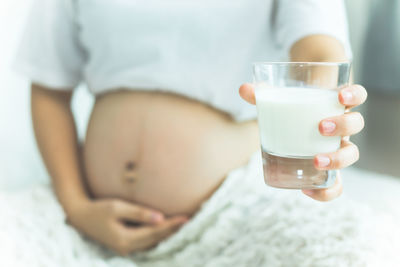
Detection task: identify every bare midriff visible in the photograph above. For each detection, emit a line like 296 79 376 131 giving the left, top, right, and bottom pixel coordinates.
83 90 259 217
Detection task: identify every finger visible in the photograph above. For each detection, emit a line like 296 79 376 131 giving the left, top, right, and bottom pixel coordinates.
314 140 359 170
131 216 188 251
141 216 188 241
109 200 164 225
338 84 368 109
239 83 256 105
319 112 365 136
302 172 343 202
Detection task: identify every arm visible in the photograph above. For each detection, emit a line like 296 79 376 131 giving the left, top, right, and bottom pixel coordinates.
290 34 347 62
290 34 355 85
31 84 88 214
31 84 187 254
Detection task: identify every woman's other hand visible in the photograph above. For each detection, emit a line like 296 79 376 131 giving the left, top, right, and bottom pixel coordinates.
67 198 188 255
239 83 367 202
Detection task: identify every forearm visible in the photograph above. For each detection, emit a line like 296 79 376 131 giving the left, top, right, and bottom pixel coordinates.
290 34 348 62
290 34 353 84
31 84 90 214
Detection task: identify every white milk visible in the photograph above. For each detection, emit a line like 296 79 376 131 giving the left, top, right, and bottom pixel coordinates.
255 86 345 157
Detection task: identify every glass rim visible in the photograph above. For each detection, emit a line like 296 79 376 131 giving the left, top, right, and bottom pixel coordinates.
253 61 352 67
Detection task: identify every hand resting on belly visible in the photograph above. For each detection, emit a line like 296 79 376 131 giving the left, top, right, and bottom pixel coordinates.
83 90 259 217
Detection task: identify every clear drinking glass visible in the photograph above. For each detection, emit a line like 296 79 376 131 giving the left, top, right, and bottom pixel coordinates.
253 62 351 189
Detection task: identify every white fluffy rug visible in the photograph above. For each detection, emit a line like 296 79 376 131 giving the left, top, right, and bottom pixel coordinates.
0 152 399 267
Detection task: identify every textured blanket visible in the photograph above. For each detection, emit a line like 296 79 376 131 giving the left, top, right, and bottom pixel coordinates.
0 152 399 267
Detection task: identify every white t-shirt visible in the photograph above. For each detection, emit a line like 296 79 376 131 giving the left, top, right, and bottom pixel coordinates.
15 0 351 121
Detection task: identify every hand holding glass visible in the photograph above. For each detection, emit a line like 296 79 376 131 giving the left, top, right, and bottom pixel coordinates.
253 62 351 189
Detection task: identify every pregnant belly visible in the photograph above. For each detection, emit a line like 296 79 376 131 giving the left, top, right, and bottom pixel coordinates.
83 90 259 216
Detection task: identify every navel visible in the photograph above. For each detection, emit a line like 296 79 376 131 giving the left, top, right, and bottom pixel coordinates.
126 161 135 170
123 161 137 184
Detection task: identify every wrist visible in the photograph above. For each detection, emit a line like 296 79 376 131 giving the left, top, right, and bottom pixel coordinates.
56 189 91 218
63 196 93 227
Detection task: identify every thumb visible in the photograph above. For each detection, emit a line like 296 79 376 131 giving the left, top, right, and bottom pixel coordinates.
239 83 256 105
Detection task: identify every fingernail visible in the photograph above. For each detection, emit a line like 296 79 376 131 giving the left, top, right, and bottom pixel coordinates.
316 155 331 167
302 189 315 196
341 91 353 103
151 213 163 222
321 121 336 134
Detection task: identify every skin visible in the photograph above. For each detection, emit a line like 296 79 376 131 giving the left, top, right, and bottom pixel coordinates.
31 34 366 255
239 83 367 201
31 86 188 255
239 35 368 202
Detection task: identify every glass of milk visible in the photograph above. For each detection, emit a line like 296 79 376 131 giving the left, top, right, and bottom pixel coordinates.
253 62 351 189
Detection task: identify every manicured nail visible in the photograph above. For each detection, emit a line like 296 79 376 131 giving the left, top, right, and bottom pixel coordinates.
151 213 163 222
341 91 353 103
321 121 336 134
302 189 315 196
316 155 331 167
